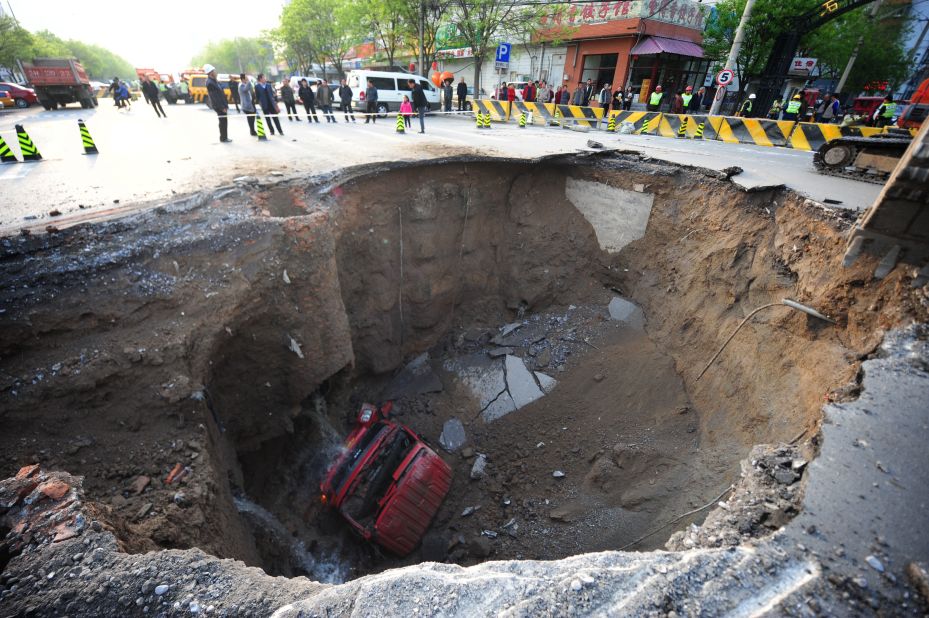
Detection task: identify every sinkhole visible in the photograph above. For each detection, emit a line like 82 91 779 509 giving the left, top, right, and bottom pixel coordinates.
0 153 887 585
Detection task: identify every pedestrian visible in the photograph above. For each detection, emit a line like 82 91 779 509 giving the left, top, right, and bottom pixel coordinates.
281 79 299 121
582 78 594 106
737 93 755 118
338 78 355 122
611 86 623 113
768 97 783 120
255 73 284 135
316 80 336 122
408 78 428 133
521 81 534 102
109 77 120 107
178 79 190 103
874 95 897 127
364 78 378 124
671 91 684 114
228 76 241 113
681 86 694 113
204 64 231 143
443 79 453 113
623 87 633 111
598 82 611 109
560 85 570 105
691 87 705 113
116 80 131 109
298 78 319 123
537 80 551 105
400 94 413 128
572 82 584 106
646 85 664 111
783 94 802 121
797 90 811 121
457 77 468 111
507 83 516 103
141 75 166 118
816 93 839 123
496 82 507 100
238 73 257 136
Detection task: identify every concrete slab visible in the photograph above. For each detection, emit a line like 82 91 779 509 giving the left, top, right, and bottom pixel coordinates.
534 372 558 394
505 355 545 409
384 352 443 399
564 177 654 253
438 418 467 452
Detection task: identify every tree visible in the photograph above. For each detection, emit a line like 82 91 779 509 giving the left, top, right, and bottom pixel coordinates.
358 0 409 68
452 0 533 94
279 0 362 79
0 16 33 75
192 38 275 75
397 0 450 73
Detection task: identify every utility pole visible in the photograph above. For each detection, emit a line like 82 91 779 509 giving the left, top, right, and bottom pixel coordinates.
418 0 425 76
836 0 883 94
709 0 757 116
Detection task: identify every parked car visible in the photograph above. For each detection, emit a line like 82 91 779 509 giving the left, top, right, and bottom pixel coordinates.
346 69 440 116
320 402 452 556
0 82 39 108
0 90 13 109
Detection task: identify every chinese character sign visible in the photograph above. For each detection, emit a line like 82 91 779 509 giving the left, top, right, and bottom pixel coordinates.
541 0 707 30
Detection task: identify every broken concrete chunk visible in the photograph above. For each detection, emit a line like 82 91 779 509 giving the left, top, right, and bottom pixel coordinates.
500 322 523 338
439 418 466 452
287 336 305 359
470 454 487 480
130 476 151 495
772 468 799 485
505 355 544 409
553 470 566 478
633 183 646 193
461 506 480 517
608 297 638 322
282 270 291 284
488 347 514 358
386 353 443 399
586 140 604 149
534 372 558 394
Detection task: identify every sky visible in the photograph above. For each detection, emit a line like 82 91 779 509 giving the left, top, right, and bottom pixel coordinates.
7 0 287 70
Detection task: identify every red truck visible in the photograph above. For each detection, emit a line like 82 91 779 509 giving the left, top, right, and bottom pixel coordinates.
17 58 98 110
320 402 452 556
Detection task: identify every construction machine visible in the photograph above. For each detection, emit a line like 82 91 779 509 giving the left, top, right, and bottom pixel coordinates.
813 79 927 184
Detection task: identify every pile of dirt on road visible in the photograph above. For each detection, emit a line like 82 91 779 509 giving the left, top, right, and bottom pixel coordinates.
0 153 926 590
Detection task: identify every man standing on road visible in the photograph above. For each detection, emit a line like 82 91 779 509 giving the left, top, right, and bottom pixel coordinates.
537 80 551 105
646 85 664 111
409 78 428 133
228 76 241 113
205 64 231 143
255 74 284 136
141 75 166 118
364 79 378 124
316 81 335 122
338 79 355 122
816 93 839 123
783 94 802 121
298 78 319 123
457 77 468 111
443 79 453 113
238 73 257 136
681 86 694 113
582 78 594 106
281 78 300 121
598 82 611 109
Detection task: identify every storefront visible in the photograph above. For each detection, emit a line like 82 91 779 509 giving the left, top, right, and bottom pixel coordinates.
550 0 710 102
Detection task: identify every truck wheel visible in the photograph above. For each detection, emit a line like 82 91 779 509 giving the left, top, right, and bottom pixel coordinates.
50 101 59 110
42 102 52 111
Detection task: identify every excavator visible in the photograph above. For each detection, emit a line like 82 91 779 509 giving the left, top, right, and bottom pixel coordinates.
813 79 928 183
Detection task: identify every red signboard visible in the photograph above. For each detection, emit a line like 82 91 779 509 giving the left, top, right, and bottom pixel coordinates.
541 0 707 30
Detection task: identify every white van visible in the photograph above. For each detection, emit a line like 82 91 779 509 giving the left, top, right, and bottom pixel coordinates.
346 70 440 115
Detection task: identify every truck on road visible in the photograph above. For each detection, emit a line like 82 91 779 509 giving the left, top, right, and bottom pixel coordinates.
17 58 98 110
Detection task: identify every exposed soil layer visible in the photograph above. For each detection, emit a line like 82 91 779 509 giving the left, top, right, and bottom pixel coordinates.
1 153 925 587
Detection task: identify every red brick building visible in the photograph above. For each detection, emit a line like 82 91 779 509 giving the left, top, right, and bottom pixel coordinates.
545 0 711 100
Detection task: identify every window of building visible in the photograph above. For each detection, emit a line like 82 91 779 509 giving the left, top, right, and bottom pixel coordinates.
581 53 618 90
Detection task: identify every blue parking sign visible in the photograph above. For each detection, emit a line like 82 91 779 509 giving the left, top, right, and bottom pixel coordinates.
496 43 511 63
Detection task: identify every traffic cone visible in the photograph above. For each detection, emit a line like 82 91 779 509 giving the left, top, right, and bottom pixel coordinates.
518 112 526 128
677 117 688 138
554 107 561 126
693 122 705 140
475 111 482 129
607 114 616 132
255 112 267 141
78 119 98 154
396 113 405 133
637 116 651 135
0 134 18 163
16 124 41 161
483 113 491 129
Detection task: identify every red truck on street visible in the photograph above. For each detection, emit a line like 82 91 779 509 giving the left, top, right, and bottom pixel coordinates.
17 58 98 110
320 402 452 556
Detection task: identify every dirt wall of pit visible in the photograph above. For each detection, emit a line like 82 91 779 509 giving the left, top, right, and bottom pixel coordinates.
0 154 924 570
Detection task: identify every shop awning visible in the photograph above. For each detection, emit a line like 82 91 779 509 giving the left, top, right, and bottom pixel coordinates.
630 36 704 58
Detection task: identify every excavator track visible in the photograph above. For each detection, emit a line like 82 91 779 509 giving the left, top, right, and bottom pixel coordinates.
814 136 912 184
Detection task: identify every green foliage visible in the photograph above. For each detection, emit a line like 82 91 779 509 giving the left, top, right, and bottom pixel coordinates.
278 0 362 78
191 37 276 75
703 0 912 95
0 16 34 73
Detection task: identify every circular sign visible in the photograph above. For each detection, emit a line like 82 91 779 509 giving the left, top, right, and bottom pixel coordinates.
716 69 735 87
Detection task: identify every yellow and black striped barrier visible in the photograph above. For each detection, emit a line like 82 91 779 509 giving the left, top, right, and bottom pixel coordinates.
511 101 552 125
553 104 604 128
473 99 510 122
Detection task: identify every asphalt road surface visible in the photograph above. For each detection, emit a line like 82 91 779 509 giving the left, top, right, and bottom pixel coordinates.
0 102 882 233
